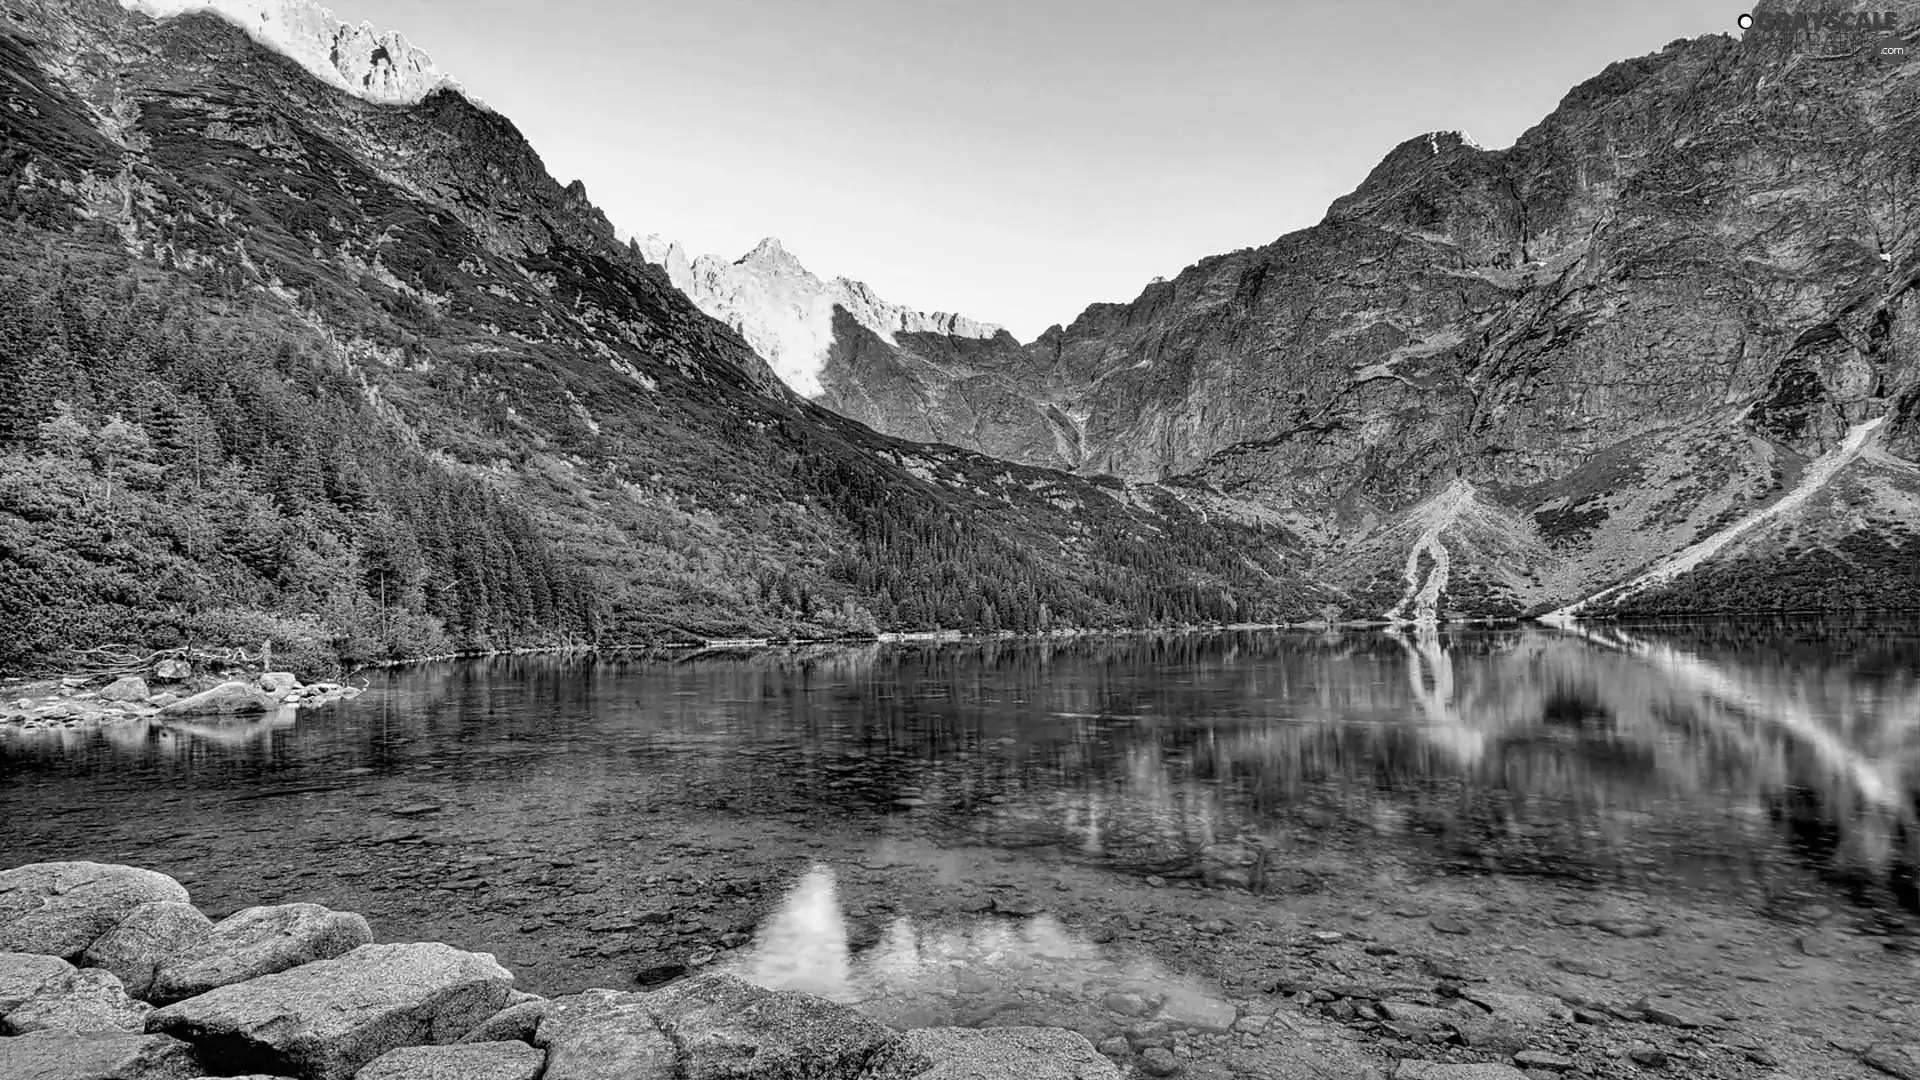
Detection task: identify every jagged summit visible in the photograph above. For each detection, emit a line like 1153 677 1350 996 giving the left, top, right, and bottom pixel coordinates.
628 233 1003 398
741 236 796 265
117 0 471 106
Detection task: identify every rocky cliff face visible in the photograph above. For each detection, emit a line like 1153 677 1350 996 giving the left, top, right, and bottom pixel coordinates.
118 0 464 105
806 6 1920 619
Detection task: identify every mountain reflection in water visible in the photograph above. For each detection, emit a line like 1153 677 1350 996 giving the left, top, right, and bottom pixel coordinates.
3 618 1916 918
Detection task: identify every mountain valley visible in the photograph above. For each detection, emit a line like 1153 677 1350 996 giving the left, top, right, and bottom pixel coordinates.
3 0 1920 678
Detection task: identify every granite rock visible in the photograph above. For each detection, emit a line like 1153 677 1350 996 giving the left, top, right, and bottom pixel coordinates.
150 903 372 1004
145 942 513 1080
0 863 191 961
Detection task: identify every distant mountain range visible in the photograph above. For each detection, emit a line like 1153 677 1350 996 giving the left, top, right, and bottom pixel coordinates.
1 0 1916 678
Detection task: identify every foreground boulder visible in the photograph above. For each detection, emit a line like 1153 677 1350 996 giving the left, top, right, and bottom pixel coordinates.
157 682 279 718
533 974 901 1080
150 904 371 1005
145 942 514 1080
857 1027 1120 1080
81 903 214 1000
0 1029 202 1079
646 973 899 1080
0 863 190 960
459 998 550 1045
0 954 151 1035
534 990 677 1080
353 1041 545 1080
1 952 76 1011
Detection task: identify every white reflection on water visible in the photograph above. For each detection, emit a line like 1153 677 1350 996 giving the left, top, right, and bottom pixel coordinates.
744 864 852 998
722 862 1235 1031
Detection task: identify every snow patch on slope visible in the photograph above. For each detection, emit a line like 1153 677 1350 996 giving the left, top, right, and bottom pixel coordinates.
118 0 470 106
1548 417 1887 620
630 233 1001 399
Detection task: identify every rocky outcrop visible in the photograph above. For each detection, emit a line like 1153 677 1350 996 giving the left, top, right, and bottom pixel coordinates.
0 1029 202 1078
146 942 513 1080
0 861 1135 1080
0 954 151 1035
115 0 466 107
97 676 149 702
156 682 281 718
646 972 899 1079
532 990 678 1080
354 1040 545 1080
0 863 191 960
149 903 372 1005
80 903 213 1000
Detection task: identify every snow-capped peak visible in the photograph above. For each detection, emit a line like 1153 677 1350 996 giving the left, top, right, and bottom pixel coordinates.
118 0 473 107
628 234 1002 399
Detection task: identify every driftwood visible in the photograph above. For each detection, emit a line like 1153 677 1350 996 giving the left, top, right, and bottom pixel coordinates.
49 643 265 679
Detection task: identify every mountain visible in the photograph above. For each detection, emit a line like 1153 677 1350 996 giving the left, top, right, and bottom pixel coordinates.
796 4 1920 621
121 0 461 105
625 236 1081 465
0 0 1323 676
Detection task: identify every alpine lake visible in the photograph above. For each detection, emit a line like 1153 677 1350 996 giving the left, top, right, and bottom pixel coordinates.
4 618 1918 1079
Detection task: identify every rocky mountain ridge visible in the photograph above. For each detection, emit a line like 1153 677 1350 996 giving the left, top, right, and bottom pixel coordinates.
118 0 464 106
781 6 1920 621
630 233 1006 399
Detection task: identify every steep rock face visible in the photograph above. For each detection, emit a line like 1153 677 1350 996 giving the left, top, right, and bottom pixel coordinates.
118 0 462 106
811 10 1920 617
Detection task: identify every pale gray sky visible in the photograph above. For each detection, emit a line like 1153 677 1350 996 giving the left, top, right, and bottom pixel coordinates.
325 0 1736 340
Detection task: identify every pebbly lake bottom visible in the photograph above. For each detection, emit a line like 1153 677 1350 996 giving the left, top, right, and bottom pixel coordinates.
3 620 1918 1078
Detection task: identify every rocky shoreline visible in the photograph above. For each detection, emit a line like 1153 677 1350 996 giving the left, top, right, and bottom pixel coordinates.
1 668 361 733
0 860 1132 1080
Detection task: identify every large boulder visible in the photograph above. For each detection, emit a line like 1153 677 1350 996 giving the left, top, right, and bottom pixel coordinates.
459 998 550 1045
82 903 213 1001
0 863 191 960
645 972 899 1080
157 682 279 718
1 952 77 1012
857 1026 1121 1080
353 1041 545 1080
150 904 371 1005
0 1029 202 1079
0 955 151 1035
534 990 677 1080
145 942 514 1080
98 677 151 703
152 659 191 683
257 673 301 695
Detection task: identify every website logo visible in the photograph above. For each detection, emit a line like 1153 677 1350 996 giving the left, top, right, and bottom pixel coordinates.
1738 9 1909 61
